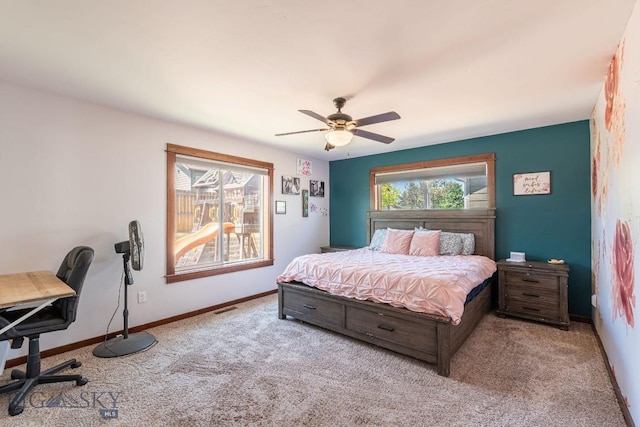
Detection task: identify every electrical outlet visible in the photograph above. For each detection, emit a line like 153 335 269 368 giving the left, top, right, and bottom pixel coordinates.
137 291 147 304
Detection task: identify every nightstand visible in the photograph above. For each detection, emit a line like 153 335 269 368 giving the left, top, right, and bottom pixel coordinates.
320 245 357 253
496 259 570 330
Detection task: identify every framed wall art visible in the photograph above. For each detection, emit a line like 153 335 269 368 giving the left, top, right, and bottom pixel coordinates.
275 200 286 214
282 176 301 195
310 180 325 197
296 158 312 176
302 189 309 217
513 171 551 195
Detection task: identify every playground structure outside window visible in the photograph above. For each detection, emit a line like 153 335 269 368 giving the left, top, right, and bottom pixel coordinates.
165 144 274 283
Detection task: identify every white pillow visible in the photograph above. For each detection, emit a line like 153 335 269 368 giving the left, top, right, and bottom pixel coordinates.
369 229 387 251
460 233 475 255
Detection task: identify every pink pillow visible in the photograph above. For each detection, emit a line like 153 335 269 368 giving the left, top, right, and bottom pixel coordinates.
380 229 414 255
409 230 441 257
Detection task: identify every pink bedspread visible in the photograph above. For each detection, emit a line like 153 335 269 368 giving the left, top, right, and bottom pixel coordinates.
276 248 497 325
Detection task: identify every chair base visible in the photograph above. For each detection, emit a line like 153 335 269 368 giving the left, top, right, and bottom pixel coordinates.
0 357 87 416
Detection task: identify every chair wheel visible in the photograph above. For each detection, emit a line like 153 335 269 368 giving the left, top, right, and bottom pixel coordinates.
77 376 89 386
10 370 25 380
8 404 24 416
71 361 82 369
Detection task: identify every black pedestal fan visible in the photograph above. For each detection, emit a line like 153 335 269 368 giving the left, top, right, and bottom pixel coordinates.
93 220 157 358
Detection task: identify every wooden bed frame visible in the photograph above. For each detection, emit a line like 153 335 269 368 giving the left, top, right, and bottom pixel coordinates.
277 209 496 377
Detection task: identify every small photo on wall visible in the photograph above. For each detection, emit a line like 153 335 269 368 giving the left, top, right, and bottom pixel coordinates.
282 176 301 195
302 189 309 217
310 180 325 197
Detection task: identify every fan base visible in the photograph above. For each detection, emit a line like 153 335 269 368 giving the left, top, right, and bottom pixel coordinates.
92 331 157 358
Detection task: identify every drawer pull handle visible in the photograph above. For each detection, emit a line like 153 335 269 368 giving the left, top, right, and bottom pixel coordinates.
303 304 316 310
377 324 395 332
523 306 540 312
522 278 540 283
522 293 540 298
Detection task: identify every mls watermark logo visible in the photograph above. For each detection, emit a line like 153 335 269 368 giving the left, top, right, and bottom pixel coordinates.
100 408 119 419
3 390 122 419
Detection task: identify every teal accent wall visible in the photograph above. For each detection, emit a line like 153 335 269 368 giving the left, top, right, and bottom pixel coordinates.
329 121 592 317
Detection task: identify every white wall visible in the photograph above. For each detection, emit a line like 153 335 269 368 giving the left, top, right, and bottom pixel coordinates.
0 81 329 358
591 1 640 424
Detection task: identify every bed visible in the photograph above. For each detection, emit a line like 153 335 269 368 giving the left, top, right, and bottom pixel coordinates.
277 208 496 377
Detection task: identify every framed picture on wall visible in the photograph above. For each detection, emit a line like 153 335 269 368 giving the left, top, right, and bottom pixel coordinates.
297 158 312 176
302 190 309 217
282 176 301 195
310 180 325 197
275 200 286 214
513 171 551 195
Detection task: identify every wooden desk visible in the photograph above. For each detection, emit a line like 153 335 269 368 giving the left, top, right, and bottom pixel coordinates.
0 271 75 373
0 271 75 309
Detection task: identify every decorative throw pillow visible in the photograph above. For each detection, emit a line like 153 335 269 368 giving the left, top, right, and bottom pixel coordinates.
369 228 388 251
409 230 441 257
380 229 415 255
460 233 475 255
439 232 464 255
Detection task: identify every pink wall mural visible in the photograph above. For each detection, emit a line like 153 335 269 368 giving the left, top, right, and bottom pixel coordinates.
591 3 640 424
612 219 635 327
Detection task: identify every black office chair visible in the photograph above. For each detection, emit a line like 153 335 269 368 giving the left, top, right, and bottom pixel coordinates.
0 246 94 416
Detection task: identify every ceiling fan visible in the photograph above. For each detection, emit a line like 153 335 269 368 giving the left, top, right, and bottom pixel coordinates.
275 97 401 151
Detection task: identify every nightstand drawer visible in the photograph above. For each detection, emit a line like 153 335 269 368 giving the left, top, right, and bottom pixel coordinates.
504 270 558 289
504 298 560 321
504 282 559 306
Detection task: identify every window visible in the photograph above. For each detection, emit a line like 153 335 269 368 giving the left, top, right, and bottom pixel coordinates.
166 144 274 283
370 153 495 210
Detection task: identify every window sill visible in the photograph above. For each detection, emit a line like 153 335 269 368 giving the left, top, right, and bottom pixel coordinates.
166 259 274 284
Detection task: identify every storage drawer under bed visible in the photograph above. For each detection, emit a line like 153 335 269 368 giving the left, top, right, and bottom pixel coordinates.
346 306 437 354
281 287 345 328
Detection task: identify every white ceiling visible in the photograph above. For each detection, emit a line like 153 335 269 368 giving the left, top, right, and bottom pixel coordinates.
0 1 636 161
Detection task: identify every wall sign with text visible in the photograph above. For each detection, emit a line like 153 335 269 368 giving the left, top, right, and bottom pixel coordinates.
513 171 551 195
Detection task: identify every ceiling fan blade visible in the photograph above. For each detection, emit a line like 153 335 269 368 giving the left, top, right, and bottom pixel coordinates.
352 128 395 144
299 110 328 123
354 111 401 127
275 128 329 136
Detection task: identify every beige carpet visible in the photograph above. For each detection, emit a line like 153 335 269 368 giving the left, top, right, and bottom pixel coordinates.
0 294 626 426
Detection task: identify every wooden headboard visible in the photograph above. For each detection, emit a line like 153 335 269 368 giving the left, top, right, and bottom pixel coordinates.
366 209 496 259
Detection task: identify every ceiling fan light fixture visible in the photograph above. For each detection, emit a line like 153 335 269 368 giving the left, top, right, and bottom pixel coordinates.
275 98 400 150
325 129 353 147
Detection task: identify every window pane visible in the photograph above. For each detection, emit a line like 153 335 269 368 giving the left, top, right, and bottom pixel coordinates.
375 162 486 184
371 154 494 210
380 178 479 210
167 144 273 282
